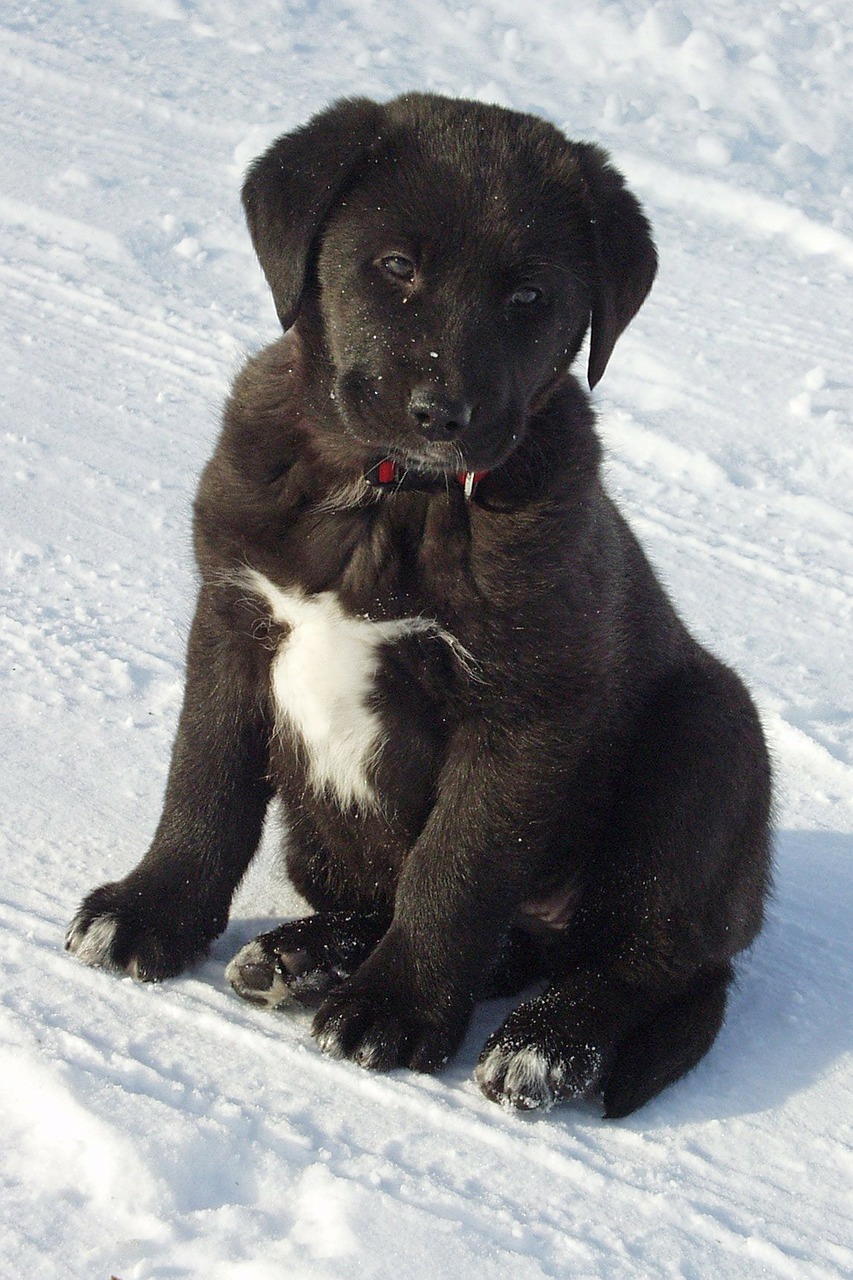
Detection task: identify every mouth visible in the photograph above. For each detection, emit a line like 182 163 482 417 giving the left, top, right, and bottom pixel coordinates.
336 369 521 476
392 438 469 474
339 398 472 473
363 454 489 499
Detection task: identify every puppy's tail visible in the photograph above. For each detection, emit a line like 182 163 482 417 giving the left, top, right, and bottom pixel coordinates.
602 963 734 1119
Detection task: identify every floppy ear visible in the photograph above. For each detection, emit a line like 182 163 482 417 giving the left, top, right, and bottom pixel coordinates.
242 97 384 331
574 144 658 389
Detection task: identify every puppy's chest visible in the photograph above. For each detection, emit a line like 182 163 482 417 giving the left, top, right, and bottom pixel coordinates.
242 568 466 809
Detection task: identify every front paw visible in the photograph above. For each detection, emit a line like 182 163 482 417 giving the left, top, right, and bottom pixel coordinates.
311 946 470 1073
66 878 222 982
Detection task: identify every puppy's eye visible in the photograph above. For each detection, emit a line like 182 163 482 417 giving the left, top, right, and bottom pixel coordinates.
380 254 416 282
508 286 542 306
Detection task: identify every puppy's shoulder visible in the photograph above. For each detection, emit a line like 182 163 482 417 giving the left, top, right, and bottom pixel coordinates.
225 332 307 437
190 333 312 556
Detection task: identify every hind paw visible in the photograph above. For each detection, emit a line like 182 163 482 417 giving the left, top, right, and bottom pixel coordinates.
227 911 383 1010
475 998 605 1111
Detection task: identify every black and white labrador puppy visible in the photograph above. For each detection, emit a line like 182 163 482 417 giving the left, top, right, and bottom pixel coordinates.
67 93 772 1116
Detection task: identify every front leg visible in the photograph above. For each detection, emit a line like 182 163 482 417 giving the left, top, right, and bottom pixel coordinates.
66 586 273 980
311 717 564 1072
311 922 471 1071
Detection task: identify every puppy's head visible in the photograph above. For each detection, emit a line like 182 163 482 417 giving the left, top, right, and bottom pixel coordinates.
243 94 656 474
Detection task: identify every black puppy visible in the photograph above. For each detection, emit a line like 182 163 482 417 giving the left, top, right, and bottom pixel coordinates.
67 93 772 1116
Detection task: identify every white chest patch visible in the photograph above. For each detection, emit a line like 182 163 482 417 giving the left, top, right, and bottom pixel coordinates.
242 569 472 810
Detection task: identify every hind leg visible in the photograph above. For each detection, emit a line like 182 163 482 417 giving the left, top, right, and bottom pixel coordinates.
602 964 732 1117
478 659 770 1114
476 968 653 1110
475 963 733 1113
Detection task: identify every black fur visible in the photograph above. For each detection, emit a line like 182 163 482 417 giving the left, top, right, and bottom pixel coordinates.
67 93 772 1114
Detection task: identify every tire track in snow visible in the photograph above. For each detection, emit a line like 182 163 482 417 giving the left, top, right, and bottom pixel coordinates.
626 498 853 605
0 195 125 261
625 155 853 271
0 256 233 388
0 23 238 147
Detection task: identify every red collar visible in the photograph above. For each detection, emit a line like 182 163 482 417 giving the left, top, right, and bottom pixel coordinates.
366 458 487 499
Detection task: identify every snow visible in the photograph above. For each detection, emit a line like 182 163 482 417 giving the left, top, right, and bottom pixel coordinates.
1 0 852 1276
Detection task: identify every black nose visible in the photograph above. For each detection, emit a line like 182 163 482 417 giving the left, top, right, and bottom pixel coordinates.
408 389 473 440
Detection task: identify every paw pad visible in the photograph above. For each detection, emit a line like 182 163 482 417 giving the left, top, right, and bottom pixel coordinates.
226 940 292 1008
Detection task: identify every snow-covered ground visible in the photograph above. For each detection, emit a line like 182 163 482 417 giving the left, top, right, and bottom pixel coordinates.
2 1 852 1276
